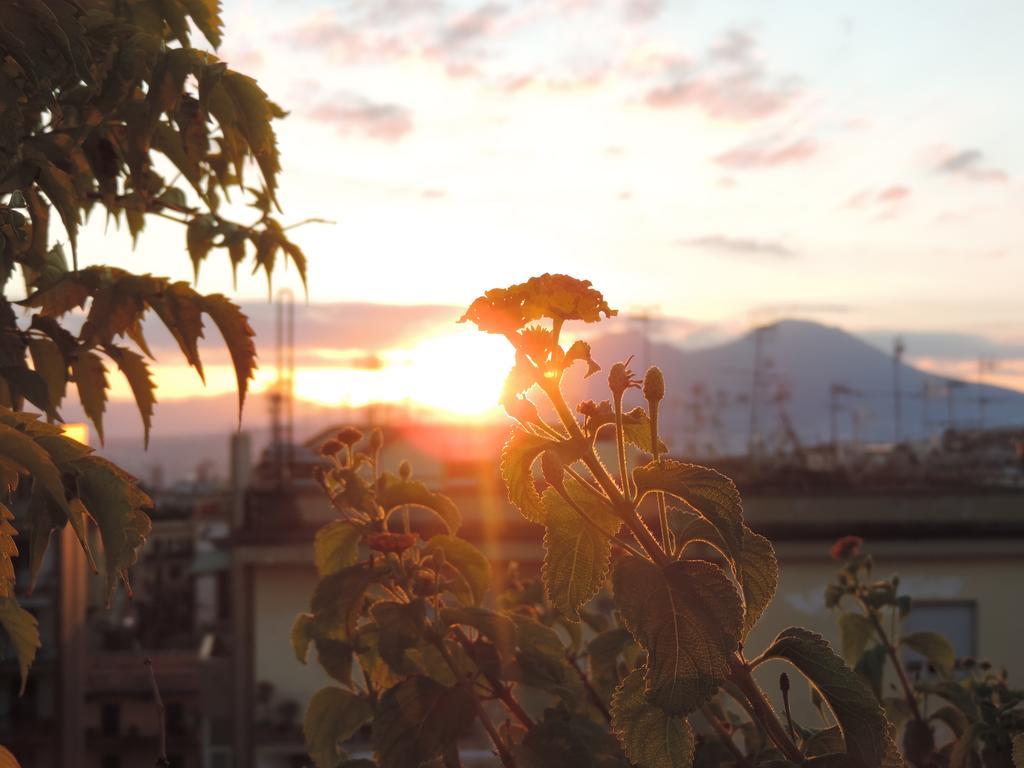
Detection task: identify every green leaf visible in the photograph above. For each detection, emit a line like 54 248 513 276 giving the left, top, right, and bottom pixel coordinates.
587 627 635 700
440 606 517 659
315 638 354 685
633 460 743 563
611 668 694 768
292 613 313 663
759 627 890 768
372 677 477 768
149 282 206 380
310 564 374 641
71 350 108 444
541 479 619 620
509 614 582 708
200 294 256 423
516 708 624 767
949 723 983 768
928 705 966 738
105 346 156 448
425 535 490 606
500 427 556 523
27 337 66 410
838 613 876 667
314 520 361 577
0 597 41 695
669 508 778 637
900 632 955 678
370 600 426 673
0 504 17 597
377 473 461 534
75 456 153 600
0 422 68 515
612 557 743 715
303 687 373 768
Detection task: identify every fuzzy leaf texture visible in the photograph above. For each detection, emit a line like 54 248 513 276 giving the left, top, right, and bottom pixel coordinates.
500 427 557 523
668 507 778 638
0 597 41 695
611 668 695 768
371 676 477 768
541 479 619 620
633 460 744 563
759 627 894 768
612 557 743 715
303 687 373 768
425 535 491 606
377 472 461 534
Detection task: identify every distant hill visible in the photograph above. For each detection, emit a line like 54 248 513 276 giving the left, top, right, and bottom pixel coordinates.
579 320 1024 456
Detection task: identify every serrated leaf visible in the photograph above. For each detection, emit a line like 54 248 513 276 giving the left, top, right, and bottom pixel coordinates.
0 744 20 767
315 638 354 685
759 627 891 768
509 614 583 708
370 600 426 673
292 613 313 663
186 215 217 281
900 632 955 678
633 460 743 563
670 508 778 637
27 337 66 410
612 557 742 715
75 456 152 600
372 677 477 768
0 597 41 695
500 427 556 523
838 613 876 667
377 473 460 534
303 687 373 768
149 282 206 380
611 668 694 768
313 520 361 577
440 606 517 659
587 627 635 700
0 422 69 515
541 479 618 620
105 346 156 448
425 535 490 606
201 294 256 423
0 504 17 598
71 350 108 444
310 564 374 641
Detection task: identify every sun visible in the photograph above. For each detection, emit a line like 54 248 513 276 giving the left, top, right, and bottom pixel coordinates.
287 327 512 421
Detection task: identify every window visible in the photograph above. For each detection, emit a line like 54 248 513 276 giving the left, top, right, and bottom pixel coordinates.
101 702 120 737
902 600 977 673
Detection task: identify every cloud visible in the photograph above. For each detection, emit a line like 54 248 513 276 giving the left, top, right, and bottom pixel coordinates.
714 136 817 168
440 3 507 48
934 148 1008 183
307 93 414 142
677 235 797 260
623 0 664 22
845 185 911 218
644 29 803 121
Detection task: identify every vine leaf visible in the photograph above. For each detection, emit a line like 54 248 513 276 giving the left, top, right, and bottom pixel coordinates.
371 676 477 768
612 557 742 715
669 508 778 637
377 473 461 534
105 346 156 448
838 613 875 667
0 504 17 597
27 336 66 409
313 520 361 577
900 632 955 678
75 456 153 600
303 687 372 768
425 535 490 606
200 293 256 424
310 564 374 641
0 597 41 694
541 479 618 620
759 627 892 768
611 668 695 768
0 423 69 516
500 427 557 523
71 350 108 444
633 460 744 562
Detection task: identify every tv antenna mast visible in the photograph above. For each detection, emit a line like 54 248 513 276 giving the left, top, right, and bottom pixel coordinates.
269 288 295 486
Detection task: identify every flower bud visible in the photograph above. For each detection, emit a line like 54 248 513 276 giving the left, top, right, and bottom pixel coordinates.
576 400 599 418
399 460 412 481
368 427 384 452
608 356 640 399
642 366 665 404
319 439 343 457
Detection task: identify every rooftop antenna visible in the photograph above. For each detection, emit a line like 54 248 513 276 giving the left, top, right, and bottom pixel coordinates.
892 337 904 443
270 288 295 486
629 305 660 372
747 323 778 464
945 379 967 431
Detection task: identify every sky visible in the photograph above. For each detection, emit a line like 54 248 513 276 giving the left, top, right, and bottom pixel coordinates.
72 0 1024 421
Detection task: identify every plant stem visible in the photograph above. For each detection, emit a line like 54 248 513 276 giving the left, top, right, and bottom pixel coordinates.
612 392 631 500
700 704 752 768
648 400 671 554
727 654 803 763
144 658 170 768
567 654 611 723
555 484 646 560
861 600 922 721
451 628 535 730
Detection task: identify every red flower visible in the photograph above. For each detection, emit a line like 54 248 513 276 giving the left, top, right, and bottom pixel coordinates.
830 535 864 561
365 532 419 554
